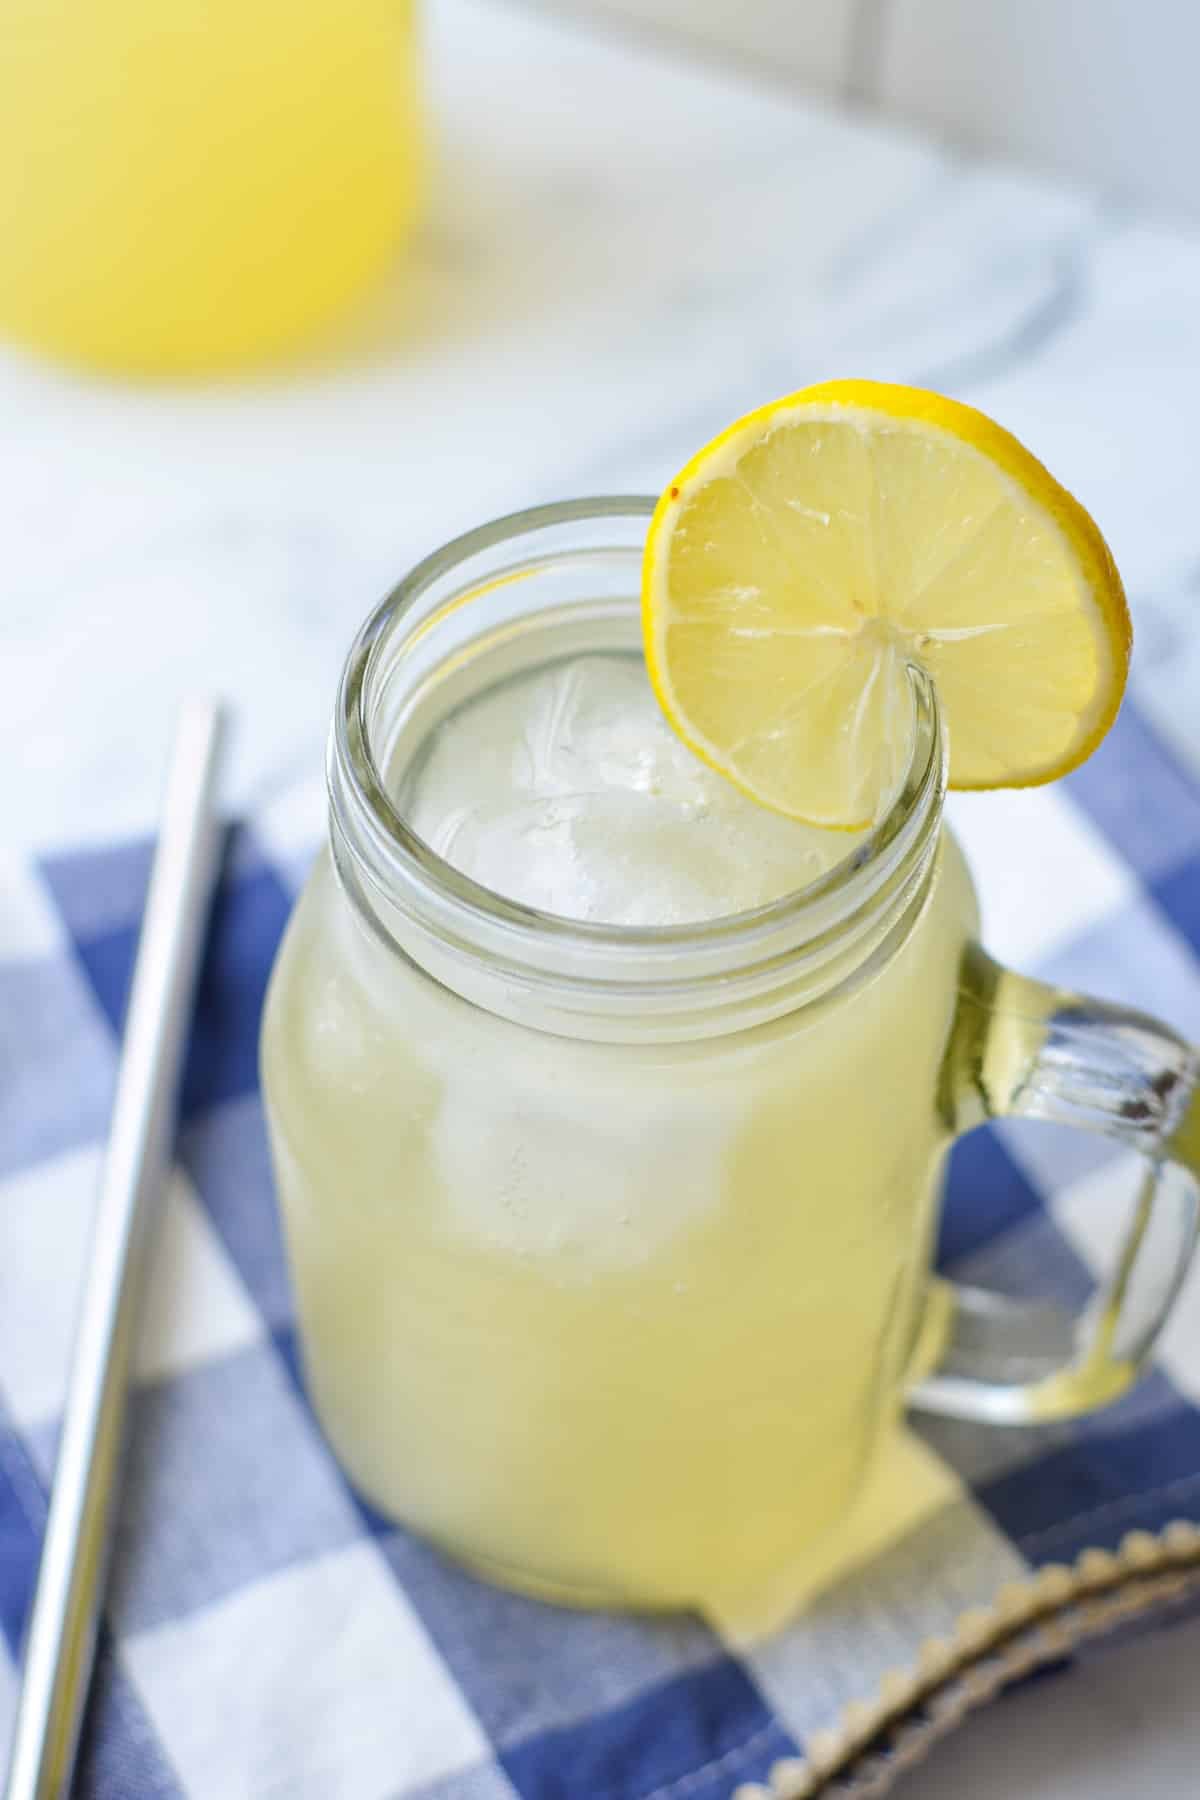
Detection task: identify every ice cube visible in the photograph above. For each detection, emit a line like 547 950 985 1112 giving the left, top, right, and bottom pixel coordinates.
399 654 844 926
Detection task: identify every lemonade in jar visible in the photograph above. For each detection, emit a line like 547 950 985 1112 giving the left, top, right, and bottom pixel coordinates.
262 388 1200 1609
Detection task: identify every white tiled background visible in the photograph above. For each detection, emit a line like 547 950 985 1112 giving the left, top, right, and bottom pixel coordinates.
547 0 1200 222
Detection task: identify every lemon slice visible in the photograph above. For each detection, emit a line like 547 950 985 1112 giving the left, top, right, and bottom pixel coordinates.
642 380 1131 827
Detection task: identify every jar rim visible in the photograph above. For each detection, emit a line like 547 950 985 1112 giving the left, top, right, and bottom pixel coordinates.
328 496 945 1002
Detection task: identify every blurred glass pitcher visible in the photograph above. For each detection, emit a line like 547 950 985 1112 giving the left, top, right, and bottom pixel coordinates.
0 0 421 374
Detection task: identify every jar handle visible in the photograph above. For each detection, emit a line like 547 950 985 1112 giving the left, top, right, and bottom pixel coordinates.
910 943 1200 1423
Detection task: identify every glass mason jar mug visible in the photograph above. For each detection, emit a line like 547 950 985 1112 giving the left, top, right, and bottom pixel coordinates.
261 499 1200 1610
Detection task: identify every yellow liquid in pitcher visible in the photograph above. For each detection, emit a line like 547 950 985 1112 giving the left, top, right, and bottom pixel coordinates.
263 647 977 1608
0 1 420 372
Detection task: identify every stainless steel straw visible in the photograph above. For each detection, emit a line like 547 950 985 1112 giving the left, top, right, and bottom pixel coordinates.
4 700 225 1800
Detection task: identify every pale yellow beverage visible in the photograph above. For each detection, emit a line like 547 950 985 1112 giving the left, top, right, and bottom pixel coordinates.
262 503 980 1609
0 0 420 372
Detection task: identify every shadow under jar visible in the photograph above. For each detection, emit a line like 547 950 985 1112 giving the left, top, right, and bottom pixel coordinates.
261 499 1200 1612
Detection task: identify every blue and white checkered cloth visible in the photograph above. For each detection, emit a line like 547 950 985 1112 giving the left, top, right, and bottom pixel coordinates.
3 699 1200 1799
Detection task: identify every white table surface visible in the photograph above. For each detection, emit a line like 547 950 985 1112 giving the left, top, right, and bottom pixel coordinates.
5 0 1200 1791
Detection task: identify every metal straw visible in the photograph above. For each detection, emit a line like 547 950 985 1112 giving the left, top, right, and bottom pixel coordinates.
4 700 225 1800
